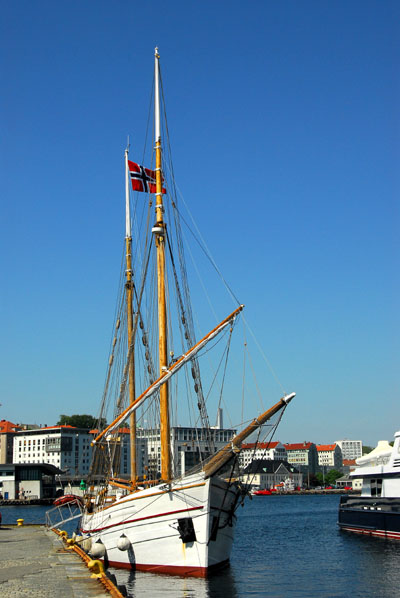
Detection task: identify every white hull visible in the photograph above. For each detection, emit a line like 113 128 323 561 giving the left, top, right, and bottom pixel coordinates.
80 471 239 577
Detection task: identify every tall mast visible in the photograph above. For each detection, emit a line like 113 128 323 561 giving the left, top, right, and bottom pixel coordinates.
154 47 171 481
125 146 137 487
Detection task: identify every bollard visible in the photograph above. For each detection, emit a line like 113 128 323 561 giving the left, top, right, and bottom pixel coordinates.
88 559 105 578
16 518 24 526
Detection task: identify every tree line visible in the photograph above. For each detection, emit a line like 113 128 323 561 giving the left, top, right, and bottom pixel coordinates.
56 414 107 429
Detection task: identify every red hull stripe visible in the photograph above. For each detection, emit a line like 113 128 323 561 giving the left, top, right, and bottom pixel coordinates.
342 526 400 540
105 557 230 578
81 505 203 533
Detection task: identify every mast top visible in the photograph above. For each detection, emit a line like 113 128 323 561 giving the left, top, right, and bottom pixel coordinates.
124 145 131 238
154 47 161 143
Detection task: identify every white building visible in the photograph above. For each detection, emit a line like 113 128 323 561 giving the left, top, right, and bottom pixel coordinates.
13 425 93 476
316 444 343 471
102 428 148 478
284 442 319 475
14 425 148 480
239 441 287 469
335 439 363 461
240 459 302 491
137 424 236 478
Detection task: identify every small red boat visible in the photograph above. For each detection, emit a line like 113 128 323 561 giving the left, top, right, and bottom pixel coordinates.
53 494 83 506
252 489 272 496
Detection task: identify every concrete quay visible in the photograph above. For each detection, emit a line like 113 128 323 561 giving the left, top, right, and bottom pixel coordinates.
0 525 122 597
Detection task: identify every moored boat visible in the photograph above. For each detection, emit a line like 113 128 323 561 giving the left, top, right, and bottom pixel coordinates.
338 430 400 540
53 494 83 507
78 47 296 577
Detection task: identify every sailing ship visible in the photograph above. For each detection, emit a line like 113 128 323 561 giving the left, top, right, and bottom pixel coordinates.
79 48 295 577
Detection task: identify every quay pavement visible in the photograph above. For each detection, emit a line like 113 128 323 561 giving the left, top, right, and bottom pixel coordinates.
0 525 111 597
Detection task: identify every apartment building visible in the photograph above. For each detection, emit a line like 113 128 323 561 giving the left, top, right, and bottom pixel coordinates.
137 424 236 478
239 441 287 469
99 428 148 478
283 442 318 475
335 439 363 461
13 425 93 476
316 443 343 471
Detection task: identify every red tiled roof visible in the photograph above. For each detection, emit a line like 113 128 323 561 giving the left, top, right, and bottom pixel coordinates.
284 442 313 450
0 419 21 434
89 427 130 435
343 459 356 466
316 444 337 452
241 442 281 449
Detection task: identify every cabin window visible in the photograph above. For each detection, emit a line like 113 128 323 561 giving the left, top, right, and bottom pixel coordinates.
370 478 383 497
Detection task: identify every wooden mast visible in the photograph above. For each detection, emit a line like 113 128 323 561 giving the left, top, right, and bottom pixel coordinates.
93 305 244 445
154 47 171 481
125 147 137 487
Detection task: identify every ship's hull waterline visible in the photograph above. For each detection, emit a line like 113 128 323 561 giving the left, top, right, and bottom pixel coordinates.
80 471 240 577
338 496 400 541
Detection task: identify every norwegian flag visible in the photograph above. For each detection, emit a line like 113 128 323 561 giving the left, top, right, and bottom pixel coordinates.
128 160 166 194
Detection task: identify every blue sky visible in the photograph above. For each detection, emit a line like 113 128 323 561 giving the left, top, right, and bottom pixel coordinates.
1 1 399 446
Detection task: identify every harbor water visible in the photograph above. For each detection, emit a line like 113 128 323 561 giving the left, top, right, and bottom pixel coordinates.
2 494 399 597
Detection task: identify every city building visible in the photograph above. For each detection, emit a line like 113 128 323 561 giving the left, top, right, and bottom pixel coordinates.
283 442 318 475
137 424 236 478
239 441 287 469
13 425 93 476
0 420 21 464
335 439 363 460
0 463 62 500
92 428 148 479
316 444 343 471
240 459 302 491
13 424 148 480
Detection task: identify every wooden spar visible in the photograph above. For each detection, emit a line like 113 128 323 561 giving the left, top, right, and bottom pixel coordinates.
93 304 244 445
125 148 137 487
203 392 296 479
154 47 171 482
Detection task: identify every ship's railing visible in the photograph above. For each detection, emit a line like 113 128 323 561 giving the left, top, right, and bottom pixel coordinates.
45 499 84 530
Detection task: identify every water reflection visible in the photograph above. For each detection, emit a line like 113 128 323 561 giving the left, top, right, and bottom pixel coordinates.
339 531 400 597
109 564 238 598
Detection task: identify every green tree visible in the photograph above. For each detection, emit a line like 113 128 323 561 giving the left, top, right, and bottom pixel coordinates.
315 469 342 486
57 414 106 429
325 469 343 485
